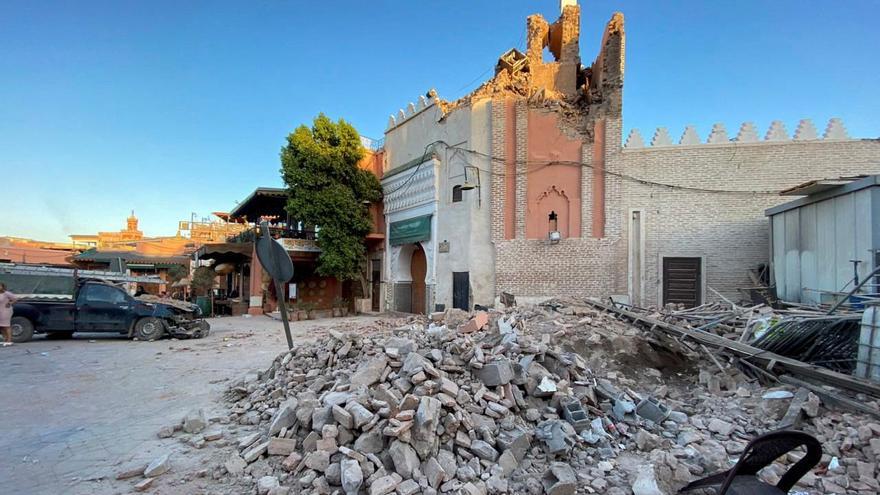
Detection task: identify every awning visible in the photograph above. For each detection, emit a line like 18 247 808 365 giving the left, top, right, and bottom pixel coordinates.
389 214 432 245
194 242 253 259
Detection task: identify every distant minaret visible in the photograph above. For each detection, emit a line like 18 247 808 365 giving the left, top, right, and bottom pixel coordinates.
127 210 139 231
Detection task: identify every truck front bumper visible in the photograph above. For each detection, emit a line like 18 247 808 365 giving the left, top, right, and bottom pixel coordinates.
166 319 210 339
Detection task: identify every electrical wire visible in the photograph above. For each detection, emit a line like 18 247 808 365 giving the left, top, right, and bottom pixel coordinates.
388 139 781 196
382 140 445 196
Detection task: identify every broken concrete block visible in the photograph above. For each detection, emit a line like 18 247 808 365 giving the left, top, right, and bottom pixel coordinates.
133 478 155 492
203 429 223 441
304 450 331 472
632 464 664 495
475 358 514 387
422 456 446 489
542 462 576 495
535 420 576 455
115 463 146 480
496 427 531 461
323 391 352 408
460 481 488 495
384 337 416 358
183 409 207 434
635 396 671 424
257 476 280 495
268 437 298 456
269 399 298 436
346 401 374 429
312 406 334 433
242 441 270 463
354 427 385 453
707 418 735 436
351 355 388 388
369 473 403 495
396 478 420 495
389 440 420 478
470 439 499 462
333 404 355 429
498 450 518 476
341 458 363 495
144 452 170 477
560 399 589 432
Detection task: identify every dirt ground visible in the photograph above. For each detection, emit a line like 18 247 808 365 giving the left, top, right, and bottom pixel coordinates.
0 314 384 495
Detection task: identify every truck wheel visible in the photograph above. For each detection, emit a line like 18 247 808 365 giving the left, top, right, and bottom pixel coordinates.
10 317 34 343
134 317 165 341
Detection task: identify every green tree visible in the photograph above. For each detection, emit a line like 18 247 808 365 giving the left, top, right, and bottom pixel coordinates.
280 114 381 292
166 264 188 284
190 266 216 296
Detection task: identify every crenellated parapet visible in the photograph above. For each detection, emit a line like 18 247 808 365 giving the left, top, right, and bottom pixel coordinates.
386 90 442 132
624 118 852 149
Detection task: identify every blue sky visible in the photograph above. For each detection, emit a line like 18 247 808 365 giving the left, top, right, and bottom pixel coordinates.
2 1 878 242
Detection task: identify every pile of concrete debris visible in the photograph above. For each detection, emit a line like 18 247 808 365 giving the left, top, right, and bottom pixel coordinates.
200 301 880 495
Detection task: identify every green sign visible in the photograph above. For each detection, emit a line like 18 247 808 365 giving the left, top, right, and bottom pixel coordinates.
389 214 432 245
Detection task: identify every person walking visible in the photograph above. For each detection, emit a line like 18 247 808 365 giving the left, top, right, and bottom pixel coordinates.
0 282 18 346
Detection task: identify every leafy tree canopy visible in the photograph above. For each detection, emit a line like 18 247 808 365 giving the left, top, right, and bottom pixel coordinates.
166 264 188 284
191 266 215 296
280 114 381 282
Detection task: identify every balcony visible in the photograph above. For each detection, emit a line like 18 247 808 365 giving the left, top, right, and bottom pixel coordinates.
227 226 318 244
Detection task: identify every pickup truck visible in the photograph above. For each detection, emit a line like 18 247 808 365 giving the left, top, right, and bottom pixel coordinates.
10 279 210 343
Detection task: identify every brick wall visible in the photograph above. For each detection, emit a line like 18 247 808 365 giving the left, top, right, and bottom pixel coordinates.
492 117 880 305
621 138 880 306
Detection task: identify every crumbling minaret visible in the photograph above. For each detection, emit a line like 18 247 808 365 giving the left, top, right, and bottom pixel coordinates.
525 0 582 98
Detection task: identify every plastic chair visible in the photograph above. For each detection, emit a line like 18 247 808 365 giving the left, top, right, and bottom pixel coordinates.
678 430 822 495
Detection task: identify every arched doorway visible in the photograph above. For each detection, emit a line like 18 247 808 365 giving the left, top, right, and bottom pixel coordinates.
410 244 427 314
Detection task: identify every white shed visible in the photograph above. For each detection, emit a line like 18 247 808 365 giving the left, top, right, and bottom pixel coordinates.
765 175 880 304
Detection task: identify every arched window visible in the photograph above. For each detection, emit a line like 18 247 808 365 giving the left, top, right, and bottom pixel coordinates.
452 185 463 203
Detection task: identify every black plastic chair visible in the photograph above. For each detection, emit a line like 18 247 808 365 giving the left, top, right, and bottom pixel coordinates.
679 430 822 495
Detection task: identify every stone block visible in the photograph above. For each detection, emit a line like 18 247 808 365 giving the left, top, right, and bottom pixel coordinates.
542 462 576 495
475 358 514 387
183 409 207 434
144 453 170 477
268 437 298 456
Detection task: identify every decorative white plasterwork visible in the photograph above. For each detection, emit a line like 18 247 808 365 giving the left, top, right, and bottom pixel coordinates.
382 159 438 214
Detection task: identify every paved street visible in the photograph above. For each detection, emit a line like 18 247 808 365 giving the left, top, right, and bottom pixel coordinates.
0 314 382 495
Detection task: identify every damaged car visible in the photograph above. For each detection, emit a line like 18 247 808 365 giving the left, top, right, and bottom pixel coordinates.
10 279 210 342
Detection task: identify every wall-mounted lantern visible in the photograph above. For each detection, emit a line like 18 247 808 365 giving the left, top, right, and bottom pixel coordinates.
548 211 561 244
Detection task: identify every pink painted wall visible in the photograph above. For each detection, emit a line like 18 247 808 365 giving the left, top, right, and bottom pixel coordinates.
525 110 582 239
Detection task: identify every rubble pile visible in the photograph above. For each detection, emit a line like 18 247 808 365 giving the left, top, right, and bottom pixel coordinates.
199 300 880 495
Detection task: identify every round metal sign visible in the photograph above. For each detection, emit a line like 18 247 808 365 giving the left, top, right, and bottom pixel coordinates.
255 222 294 282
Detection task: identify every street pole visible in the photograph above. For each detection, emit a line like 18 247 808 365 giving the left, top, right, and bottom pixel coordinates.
275 279 294 350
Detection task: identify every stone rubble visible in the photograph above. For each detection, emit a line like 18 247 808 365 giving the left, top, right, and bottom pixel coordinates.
164 301 880 494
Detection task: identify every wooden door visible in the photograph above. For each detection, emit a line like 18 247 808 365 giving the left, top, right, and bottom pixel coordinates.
410 245 427 314
663 257 701 308
453 272 469 310
371 268 381 312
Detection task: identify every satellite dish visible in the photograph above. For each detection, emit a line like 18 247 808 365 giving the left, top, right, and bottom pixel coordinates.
255 223 294 282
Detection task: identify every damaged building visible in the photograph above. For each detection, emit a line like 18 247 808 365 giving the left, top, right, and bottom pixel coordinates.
380 0 880 313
